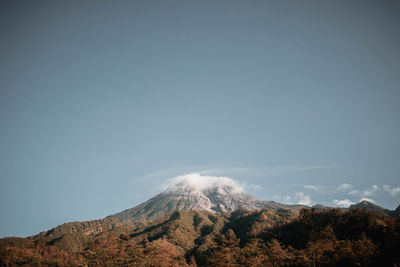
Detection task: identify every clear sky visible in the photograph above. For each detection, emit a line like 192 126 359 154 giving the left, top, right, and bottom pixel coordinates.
1 0 399 238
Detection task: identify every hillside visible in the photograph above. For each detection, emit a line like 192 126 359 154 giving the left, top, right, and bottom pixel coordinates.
1 208 399 266
1 177 399 266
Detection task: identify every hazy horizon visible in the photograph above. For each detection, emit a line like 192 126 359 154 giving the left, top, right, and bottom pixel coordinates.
1 0 400 238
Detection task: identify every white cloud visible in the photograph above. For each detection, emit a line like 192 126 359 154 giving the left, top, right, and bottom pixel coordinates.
304 185 318 191
274 192 312 206
138 166 204 181
337 183 353 192
303 185 326 192
348 190 359 196
140 164 337 188
347 185 380 197
362 185 379 197
199 165 337 178
287 183 327 193
293 192 312 206
360 197 376 204
332 199 354 208
198 167 253 176
163 173 245 193
383 185 400 196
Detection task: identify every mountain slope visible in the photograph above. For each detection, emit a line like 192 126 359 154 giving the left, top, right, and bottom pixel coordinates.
108 177 300 224
349 200 395 216
1 208 399 267
392 205 400 217
2 174 399 266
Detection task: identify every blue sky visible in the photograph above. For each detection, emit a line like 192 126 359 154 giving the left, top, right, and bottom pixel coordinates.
1 0 400 237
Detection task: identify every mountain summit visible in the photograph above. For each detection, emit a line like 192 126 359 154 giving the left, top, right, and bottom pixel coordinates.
108 173 291 224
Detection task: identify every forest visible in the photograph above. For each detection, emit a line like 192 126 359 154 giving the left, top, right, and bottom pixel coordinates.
1 208 399 266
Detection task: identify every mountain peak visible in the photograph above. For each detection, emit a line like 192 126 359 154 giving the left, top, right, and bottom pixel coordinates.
348 200 393 216
350 200 379 208
109 173 286 223
160 173 259 214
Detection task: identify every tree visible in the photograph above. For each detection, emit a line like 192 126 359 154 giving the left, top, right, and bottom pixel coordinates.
264 239 292 267
202 229 240 267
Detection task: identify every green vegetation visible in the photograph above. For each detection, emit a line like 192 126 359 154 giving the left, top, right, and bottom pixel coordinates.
1 208 399 266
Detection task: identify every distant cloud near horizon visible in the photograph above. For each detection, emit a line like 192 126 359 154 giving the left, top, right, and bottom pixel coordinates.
293 192 312 206
383 185 400 196
277 182 399 209
348 185 380 198
332 199 354 208
303 185 327 193
277 192 312 206
337 183 353 191
143 168 399 210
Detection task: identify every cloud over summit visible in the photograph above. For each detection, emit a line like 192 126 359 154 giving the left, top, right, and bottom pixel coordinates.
164 173 245 193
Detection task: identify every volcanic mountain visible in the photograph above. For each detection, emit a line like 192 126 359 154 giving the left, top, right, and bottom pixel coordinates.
108 174 302 224
1 174 400 266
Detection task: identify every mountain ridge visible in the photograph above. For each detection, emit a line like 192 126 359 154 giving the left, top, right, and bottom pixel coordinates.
1 206 399 266
108 177 399 224
107 178 306 224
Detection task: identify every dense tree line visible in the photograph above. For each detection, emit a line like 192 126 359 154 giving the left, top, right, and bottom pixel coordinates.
198 208 399 266
1 208 399 266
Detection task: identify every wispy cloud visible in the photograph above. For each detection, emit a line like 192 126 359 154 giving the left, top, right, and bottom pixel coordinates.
196 165 337 178
337 183 353 192
137 166 203 181
363 185 380 197
303 184 327 193
291 165 338 171
138 164 337 182
287 183 329 194
303 185 319 191
300 183 352 194
383 185 400 196
348 190 359 196
347 185 379 197
198 167 253 176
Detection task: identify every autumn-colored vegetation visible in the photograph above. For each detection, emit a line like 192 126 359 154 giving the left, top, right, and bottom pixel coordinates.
1 208 399 266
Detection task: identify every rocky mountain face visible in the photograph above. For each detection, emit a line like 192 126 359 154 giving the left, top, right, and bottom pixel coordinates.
108 179 303 224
